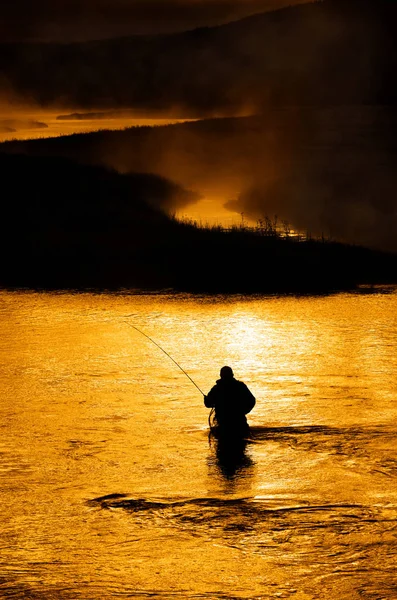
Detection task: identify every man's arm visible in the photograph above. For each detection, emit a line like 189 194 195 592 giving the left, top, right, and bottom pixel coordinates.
241 383 256 414
204 386 217 408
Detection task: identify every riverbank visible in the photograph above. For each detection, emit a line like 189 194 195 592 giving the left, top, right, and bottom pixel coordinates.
1 152 396 294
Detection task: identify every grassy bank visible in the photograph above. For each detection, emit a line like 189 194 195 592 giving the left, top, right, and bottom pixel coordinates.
1 152 396 294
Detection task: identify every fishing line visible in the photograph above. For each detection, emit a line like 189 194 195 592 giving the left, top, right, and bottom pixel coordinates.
123 321 205 397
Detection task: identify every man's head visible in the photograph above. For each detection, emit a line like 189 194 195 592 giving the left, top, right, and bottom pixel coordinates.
220 366 234 380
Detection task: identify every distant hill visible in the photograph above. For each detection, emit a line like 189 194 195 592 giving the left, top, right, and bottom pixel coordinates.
1 0 397 112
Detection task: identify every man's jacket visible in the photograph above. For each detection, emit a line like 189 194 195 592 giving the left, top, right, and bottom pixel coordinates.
205 378 255 430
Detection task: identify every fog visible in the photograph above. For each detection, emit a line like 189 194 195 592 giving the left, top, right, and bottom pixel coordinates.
1 0 396 251
1 1 395 113
89 107 397 252
227 145 397 251
4 106 396 251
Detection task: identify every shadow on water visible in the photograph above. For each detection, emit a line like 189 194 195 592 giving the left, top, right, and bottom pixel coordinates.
250 423 396 445
88 492 397 593
88 424 397 595
248 424 397 478
205 423 397 483
86 421 397 596
208 431 255 480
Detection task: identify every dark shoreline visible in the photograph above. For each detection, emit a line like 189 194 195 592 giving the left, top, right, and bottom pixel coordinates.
1 151 396 296
1 233 396 296
1 284 396 299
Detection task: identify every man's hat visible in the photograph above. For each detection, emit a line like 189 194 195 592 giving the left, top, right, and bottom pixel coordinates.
220 366 234 379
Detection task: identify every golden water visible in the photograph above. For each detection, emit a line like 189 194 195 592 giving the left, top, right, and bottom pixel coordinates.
0 112 192 143
1 290 396 599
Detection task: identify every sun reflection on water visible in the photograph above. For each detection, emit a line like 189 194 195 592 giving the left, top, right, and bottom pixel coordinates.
0 289 396 598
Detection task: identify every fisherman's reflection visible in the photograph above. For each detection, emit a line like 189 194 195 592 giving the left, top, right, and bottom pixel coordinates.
210 433 254 480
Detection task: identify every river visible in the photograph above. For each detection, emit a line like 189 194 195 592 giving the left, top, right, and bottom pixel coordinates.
0 111 192 143
0 289 396 599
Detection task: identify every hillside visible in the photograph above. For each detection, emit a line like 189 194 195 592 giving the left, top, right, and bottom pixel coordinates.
0 152 396 293
3 108 397 253
1 0 397 112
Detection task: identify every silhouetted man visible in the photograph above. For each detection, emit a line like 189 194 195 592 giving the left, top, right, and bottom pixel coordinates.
205 366 255 437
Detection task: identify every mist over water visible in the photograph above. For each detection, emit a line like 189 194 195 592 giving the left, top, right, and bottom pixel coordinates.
1 289 396 599
3 106 397 249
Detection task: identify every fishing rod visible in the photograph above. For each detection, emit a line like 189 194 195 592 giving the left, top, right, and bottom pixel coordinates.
124 321 205 397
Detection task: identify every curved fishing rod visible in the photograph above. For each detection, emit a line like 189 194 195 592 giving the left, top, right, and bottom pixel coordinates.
124 322 205 397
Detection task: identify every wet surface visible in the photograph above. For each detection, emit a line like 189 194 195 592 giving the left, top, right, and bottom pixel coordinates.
0 289 396 598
